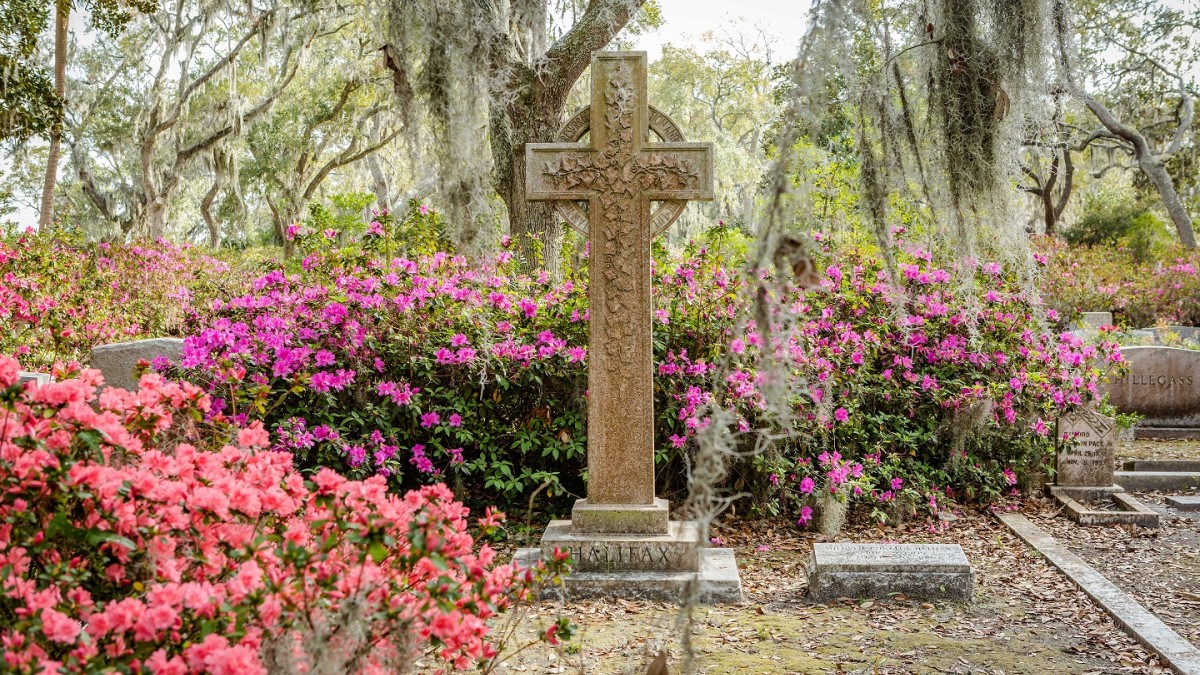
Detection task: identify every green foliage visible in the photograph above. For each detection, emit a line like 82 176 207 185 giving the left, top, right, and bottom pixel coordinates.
1063 188 1173 262
304 192 376 239
0 0 154 142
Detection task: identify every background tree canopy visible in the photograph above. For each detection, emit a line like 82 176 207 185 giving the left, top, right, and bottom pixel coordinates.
0 0 1195 261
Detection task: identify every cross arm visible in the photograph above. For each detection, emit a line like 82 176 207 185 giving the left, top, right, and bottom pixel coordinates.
636 142 715 201
526 142 599 200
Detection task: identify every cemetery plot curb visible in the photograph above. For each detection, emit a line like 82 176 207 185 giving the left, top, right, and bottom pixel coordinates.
997 512 1200 675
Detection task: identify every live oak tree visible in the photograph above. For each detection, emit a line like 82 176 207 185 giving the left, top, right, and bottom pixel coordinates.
651 32 781 233
0 0 154 229
1060 0 1198 249
382 0 652 273
67 0 312 240
244 22 401 254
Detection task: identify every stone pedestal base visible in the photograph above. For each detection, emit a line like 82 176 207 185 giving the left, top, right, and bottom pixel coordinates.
514 547 743 603
514 497 743 603
570 497 670 534
539 519 699 572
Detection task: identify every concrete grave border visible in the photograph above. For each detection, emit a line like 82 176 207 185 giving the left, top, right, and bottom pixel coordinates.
1046 485 1160 528
998 512 1200 675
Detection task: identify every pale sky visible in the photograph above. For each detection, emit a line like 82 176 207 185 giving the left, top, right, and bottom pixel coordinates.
628 0 810 62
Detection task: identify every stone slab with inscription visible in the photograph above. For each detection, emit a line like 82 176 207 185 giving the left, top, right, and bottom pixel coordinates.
1104 346 1200 428
539 520 699 573
1056 409 1117 487
806 543 974 602
1080 311 1113 329
514 547 741 603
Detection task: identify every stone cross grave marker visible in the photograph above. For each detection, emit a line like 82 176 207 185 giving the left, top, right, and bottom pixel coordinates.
1056 408 1117 487
517 52 739 602
526 52 713 512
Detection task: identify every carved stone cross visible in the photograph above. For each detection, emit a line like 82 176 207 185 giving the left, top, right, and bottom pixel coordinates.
526 52 714 512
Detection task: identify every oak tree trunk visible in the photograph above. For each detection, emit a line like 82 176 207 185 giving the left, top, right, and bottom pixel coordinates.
482 0 646 275
1075 90 1197 249
497 103 565 279
201 182 221 248
37 2 68 231
1140 154 1197 249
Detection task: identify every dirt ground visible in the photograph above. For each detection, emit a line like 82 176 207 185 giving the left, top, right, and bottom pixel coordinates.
1119 438 1200 462
473 512 1173 674
1038 496 1200 648
435 441 1200 674
1033 438 1200 648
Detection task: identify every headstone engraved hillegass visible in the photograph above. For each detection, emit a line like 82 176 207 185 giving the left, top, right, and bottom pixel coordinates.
90 338 185 391
1103 346 1200 439
806 543 974 602
1048 409 1159 527
511 52 741 602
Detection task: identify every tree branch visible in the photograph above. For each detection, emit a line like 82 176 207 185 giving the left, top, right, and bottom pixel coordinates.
537 0 647 107
302 123 403 202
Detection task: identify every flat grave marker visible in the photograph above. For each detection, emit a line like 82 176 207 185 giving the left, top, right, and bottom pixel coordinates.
1165 495 1200 512
806 543 974 602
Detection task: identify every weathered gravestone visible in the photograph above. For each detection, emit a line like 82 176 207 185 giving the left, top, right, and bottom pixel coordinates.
1050 409 1159 527
1125 326 1200 347
1104 346 1200 430
18 371 51 386
512 52 740 602
806 543 974 602
1056 409 1117 489
1158 326 1200 343
90 338 184 391
1080 312 1113 329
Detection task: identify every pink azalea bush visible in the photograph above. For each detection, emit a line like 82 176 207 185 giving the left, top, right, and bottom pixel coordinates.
749 236 1123 522
1036 236 1200 327
170 212 1119 525
0 228 247 369
0 356 542 673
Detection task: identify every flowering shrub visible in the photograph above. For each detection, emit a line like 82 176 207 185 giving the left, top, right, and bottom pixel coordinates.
748 241 1123 524
172 212 1118 527
1036 236 1200 327
0 227 247 369
0 356 542 673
